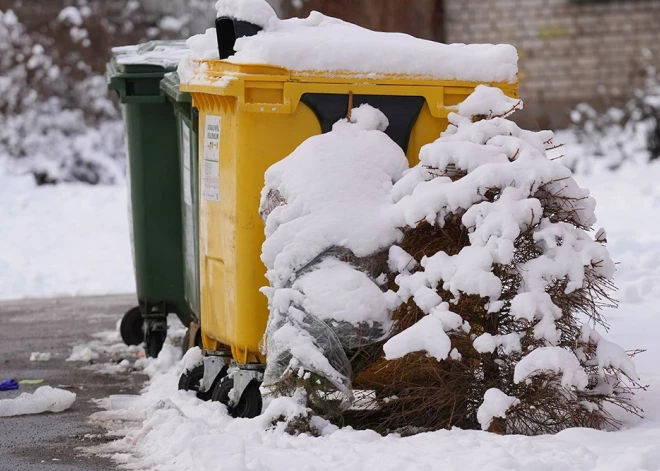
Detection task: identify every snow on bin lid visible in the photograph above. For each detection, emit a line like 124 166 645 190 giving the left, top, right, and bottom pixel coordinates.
180 0 518 84
112 41 188 70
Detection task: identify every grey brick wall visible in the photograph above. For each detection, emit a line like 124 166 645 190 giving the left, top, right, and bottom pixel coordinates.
444 0 660 128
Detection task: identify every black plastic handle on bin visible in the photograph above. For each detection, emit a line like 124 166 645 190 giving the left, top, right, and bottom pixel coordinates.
216 17 262 60
301 94 425 153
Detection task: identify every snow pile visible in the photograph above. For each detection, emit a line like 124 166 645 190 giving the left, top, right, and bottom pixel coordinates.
0 386 76 417
90 310 660 471
67 345 100 362
112 42 188 69
179 0 518 83
260 85 640 434
476 388 520 431
259 104 405 401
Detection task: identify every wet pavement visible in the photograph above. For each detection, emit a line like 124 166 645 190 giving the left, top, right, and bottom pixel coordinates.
0 295 145 471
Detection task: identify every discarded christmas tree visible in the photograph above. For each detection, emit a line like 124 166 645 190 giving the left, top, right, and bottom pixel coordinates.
259 87 643 435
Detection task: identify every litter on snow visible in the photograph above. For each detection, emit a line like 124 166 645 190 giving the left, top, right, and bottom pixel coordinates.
19 379 45 386
0 379 19 391
67 345 99 362
29 352 51 362
0 386 76 417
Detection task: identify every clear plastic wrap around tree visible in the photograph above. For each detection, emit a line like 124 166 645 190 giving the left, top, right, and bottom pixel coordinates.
259 88 643 435
259 104 406 413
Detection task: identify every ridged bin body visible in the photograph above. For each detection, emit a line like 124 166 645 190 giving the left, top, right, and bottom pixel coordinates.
161 72 201 320
107 41 196 327
182 61 518 363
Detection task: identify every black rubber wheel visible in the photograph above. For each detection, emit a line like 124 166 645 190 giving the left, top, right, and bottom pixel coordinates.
178 364 211 400
146 329 166 358
211 378 262 418
119 306 144 346
179 364 228 401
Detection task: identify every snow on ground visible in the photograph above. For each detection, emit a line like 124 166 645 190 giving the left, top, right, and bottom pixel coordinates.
63 314 186 376
84 146 660 470
0 171 134 300
0 128 658 468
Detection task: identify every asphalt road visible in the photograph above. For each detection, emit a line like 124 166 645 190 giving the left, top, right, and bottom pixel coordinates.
0 295 145 471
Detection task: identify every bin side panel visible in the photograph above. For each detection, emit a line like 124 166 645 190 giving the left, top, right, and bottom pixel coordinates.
176 109 201 320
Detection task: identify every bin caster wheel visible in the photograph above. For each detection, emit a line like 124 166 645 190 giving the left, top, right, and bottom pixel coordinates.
181 328 203 355
120 306 144 346
145 328 166 358
178 364 211 400
211 378 262 418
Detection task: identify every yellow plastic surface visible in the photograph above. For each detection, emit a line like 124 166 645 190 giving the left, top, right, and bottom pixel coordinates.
182 61 518 364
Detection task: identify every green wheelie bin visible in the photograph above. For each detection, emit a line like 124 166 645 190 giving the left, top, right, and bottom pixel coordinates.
160 71 203 353
107 41 196 357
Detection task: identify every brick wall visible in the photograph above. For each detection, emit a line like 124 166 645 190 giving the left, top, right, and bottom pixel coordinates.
443 0 660 128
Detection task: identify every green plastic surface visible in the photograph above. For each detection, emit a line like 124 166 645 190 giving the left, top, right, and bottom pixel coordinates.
161 72 201 319
108 42 195 326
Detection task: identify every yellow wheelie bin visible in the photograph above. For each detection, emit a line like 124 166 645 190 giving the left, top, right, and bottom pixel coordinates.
179 16 518 417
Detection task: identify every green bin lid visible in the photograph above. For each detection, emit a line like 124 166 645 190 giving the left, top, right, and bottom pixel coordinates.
107 40 188 101
108 40 188 77
161 71 191 104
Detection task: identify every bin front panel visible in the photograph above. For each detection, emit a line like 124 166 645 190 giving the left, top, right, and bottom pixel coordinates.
188 66 518 362
199 95 321 357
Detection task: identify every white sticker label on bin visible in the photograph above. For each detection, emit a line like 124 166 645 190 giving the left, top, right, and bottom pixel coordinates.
203 115 221 202
182 123 192 206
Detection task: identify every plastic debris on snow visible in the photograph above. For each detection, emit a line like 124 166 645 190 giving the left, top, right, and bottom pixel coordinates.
178 0 518 84
108 394 146 411
0 386 76 417
0 379 19 391
19 379 45 386
67 345 99 362
30 352 51 362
